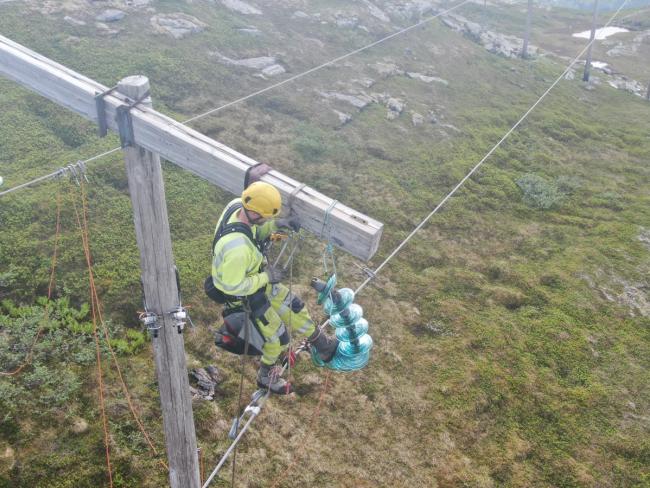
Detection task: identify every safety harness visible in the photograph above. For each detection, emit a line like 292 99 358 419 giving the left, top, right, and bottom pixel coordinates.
205 201 270 356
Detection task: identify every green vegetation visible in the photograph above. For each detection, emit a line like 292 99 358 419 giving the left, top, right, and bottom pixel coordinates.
1 1 649 487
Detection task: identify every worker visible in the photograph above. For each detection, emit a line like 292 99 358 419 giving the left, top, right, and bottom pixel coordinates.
206 181 339 394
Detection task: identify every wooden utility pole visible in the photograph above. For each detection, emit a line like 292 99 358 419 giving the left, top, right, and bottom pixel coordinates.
583 0 599 82
522 0 533 59
117 76 200 488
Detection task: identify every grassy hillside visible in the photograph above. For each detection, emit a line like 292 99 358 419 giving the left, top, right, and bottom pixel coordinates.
1 1 649 487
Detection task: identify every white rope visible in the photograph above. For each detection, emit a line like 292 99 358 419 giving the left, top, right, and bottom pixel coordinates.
349 0 632 298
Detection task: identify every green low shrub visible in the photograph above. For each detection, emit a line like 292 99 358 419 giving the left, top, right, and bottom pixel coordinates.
516 173 563 209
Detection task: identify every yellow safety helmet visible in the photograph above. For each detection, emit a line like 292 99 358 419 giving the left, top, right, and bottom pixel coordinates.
241 181 282 218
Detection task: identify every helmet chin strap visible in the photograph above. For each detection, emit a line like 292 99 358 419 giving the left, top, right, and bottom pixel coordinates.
243 207 266 226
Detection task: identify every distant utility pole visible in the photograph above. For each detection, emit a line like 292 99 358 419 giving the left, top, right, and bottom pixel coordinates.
646 80 650 100
522 0 533 59
583 0 599 82
117 76 200 488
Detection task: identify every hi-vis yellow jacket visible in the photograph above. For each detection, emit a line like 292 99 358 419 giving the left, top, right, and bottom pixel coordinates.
211 198 277 297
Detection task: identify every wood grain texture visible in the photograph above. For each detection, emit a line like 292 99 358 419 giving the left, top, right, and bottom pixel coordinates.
120 77 200 488
0 35 383 261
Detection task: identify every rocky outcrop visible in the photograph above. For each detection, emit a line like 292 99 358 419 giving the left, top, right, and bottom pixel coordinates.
407 72 448 85
363 0 390 23
605 30 650 57
371 61 404 78
384 0 438 20
607 77 646 97
442 13 537 59
214 52 277 70
221 0 262 15
96 9 125 22
150 13 206 39
64 15 86 26
318 90 374 109
237 27 261 36
261 64 286 77
335 14 360 29
385 97 404 119
411 111 425 126
582 271 650 318
333 109 353 125
95 22 121 37
190 366 223 401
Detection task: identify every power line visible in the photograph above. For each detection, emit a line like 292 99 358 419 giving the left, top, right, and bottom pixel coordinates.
0 1 470 198
0 147 120 197
349 0 632 298
198 1 634 481
182 0 471 125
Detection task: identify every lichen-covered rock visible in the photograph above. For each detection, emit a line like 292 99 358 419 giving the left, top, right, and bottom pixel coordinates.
237 27 261 36
150 13 206 39
261 64 286 77
318 90 373 109
71 417 89 435
214 52 277 70
386 97 404 114
96 9 126 23
407 72 449 85
221 0 262 15
371 61 404 78
335 14 359 29
64 15 86 26
95 22 121 37
0 447 15 472
333 109 352 125
442 13 537 59
363 0 390 23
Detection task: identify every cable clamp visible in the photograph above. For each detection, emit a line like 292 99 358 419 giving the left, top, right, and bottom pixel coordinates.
139 311 161 338
354 263 377 280
169 306 188 334
56 161 89 185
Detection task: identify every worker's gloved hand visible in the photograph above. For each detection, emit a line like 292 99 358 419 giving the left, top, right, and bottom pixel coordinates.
265 264 286 284
276 216 301 233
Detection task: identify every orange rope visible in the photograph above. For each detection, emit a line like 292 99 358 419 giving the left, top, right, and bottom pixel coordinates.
269 370 332 488
0 189 63 377
76 181 169 472
73 187 114 488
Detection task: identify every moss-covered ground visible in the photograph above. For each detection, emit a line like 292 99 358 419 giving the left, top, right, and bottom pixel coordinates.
1 1 648 487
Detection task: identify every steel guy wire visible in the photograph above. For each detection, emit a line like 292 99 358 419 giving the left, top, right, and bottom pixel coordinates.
0 0 470 198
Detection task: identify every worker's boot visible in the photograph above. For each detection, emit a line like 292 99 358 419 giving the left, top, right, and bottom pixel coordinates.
256 363 293 395
308 329 339 363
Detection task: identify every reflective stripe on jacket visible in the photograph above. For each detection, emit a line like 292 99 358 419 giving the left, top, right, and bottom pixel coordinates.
211 198 276 297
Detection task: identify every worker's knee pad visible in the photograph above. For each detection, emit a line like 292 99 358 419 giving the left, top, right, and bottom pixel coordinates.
290 296 304 313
